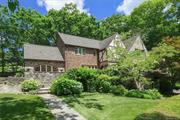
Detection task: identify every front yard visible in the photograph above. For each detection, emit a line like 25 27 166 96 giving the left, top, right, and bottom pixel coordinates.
62 93 159 120
62 93 180 120
0 94 54 120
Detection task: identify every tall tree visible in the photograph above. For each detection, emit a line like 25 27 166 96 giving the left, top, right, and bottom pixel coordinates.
130 0 179 49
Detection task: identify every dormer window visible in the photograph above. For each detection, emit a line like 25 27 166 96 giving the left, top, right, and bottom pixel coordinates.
75 47 86 55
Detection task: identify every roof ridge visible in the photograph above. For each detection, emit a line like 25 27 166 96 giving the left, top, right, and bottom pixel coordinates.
24 43 57 48
58 33 101 42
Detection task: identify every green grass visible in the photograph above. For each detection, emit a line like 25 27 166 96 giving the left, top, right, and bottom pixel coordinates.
62 93 160 120
136 95 180 120
0 94 54 120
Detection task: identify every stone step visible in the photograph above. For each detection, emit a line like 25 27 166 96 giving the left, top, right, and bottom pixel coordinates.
37 90 50 94
39 87 50 91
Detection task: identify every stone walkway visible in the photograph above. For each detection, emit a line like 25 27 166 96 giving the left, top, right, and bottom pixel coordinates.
39 94 86 120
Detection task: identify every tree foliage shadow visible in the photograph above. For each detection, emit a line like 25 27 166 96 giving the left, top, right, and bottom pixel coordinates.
0 95 54 120
62 93 104 110
135 112 180 120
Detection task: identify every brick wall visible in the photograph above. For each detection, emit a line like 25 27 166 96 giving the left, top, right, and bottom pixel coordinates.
65 45 99 70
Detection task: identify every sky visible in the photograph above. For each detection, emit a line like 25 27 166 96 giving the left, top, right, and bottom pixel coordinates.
0 0 145 20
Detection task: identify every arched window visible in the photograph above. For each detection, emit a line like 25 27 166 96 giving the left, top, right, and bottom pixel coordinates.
34 65 41 72
41 65 46 72
47 65 52 72
53 66 58 72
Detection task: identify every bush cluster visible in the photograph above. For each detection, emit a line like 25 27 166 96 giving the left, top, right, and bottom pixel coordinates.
21 80 40 92
126 89 163 99
111 85 128 95
65 67 97 92
50 77 83 96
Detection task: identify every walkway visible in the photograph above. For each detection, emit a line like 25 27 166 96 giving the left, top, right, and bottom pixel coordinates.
39 94 86 120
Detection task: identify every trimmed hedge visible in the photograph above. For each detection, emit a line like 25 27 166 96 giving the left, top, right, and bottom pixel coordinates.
21 80 40 92
50 77 83 96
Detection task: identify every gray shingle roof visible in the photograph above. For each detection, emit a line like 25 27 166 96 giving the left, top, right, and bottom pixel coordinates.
24 44 64 61
58 33 116 50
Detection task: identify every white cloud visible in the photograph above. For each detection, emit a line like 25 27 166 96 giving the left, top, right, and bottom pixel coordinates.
37 0 87 12
116 0 145 15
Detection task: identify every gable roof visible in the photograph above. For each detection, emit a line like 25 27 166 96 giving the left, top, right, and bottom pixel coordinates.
58 33 101 49
123 36 138 51
99 33 118 50
58 33 117 50
24 44 64 61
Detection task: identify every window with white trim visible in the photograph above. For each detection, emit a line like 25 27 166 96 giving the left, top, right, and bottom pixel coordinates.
75 47 86 55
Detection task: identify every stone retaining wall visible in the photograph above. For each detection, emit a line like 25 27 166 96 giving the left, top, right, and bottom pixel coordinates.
25 72 62 87
0 77 24 86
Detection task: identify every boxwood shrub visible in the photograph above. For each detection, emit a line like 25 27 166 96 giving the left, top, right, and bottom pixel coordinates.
50 77 83 96
125 89 163 99
21 80 40 92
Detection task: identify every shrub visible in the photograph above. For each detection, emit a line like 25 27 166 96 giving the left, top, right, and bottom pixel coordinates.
65 67 97 92
21 80 40 92
125 89 163 99
97 74 111 81
111 85 128 95
95 80 112 93
50 77 83 96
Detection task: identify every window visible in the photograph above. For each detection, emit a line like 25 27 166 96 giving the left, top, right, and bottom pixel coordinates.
75 47 86 55
35 65 41 72
53 66 58 72
47 65 52 72
41 65 46 72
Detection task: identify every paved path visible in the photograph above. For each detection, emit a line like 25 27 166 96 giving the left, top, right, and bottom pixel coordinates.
173 89 180 94
39 94 86 120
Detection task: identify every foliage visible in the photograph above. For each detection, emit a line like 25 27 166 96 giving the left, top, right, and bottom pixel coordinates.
50 77 83 96
21 80 40 92
130 0 179 49
111 85 128 96
0 94 54 120
65 67 97 92
95 80 112 93
126 89 163 99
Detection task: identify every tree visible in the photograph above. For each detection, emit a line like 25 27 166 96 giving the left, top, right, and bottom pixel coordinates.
100 14 131 40
47 4 100 40
130 0 179 49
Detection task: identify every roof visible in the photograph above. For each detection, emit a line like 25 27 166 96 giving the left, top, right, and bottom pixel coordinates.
99 33 118 50
123 36 138 50
58 33 117 50
24 44 64 61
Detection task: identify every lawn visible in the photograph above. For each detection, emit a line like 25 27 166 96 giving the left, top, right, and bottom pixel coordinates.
62 93 160 120
0 94 54 120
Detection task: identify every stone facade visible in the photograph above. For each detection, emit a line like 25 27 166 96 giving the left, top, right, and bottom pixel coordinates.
65 45 99 70
24 60 64 86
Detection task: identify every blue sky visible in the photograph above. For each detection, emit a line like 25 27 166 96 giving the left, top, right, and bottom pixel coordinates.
0 0 145 20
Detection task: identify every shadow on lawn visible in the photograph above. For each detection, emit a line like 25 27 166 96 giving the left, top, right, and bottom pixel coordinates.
0 96 54 120
135 112 180 120
63 93 104 110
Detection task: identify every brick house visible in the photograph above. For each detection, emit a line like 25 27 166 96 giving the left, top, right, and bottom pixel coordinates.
24 33 147 74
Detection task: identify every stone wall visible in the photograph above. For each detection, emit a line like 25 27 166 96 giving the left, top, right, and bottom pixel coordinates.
0 77 24 86
25 72 62 87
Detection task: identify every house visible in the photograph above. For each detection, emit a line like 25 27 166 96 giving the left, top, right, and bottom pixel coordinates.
24 33 147 74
